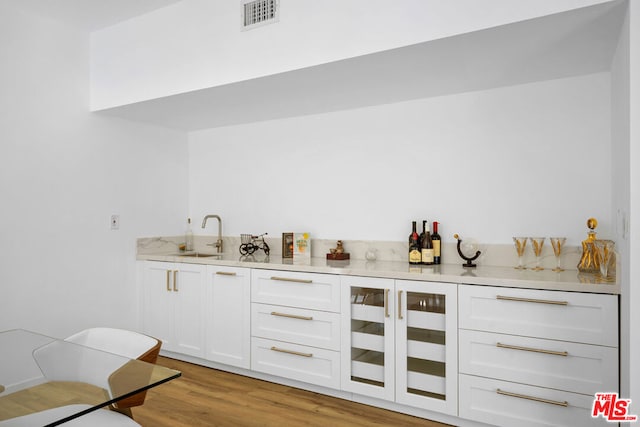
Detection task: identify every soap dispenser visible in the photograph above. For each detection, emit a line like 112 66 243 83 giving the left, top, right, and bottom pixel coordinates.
185 218 194 252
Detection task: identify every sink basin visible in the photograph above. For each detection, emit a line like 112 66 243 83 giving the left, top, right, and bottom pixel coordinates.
175 252 222 258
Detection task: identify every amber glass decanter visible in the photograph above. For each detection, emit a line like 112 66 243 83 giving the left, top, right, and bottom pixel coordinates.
577 218 600 273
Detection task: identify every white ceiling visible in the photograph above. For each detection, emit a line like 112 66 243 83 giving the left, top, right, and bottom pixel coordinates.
4 0 625 131
97 0 626 131
4 0 182 32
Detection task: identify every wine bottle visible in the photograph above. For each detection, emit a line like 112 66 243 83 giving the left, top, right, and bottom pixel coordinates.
408 221 422 264
418 220 427 250
421 222 434 265
432 221 441 265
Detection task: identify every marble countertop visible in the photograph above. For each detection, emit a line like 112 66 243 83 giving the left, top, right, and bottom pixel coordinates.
137 252 620 295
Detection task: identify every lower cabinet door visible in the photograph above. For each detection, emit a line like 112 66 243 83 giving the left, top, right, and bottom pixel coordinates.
172 264 207 358
459 374 610 427
251 337 340 389
340 276 396 401
141 261 206 358
395 280 458 416
205 266 251 369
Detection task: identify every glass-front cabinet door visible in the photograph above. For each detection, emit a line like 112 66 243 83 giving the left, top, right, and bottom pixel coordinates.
395 280 457 415
341 276 395 401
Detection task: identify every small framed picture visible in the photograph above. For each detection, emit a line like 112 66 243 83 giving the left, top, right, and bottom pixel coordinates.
282 233 294 258
293 232 311 261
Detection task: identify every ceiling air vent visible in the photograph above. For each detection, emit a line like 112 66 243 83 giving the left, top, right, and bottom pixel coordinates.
242 0 279 30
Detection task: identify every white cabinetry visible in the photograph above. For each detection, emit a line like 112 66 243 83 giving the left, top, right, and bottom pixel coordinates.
137 258 621 426
204 265 251 369
458 285 619 427
340 276 458 415
140 261 206 358
250 270 341 389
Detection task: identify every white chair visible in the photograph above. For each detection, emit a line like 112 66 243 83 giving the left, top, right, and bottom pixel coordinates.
65 328 160 361
0 404 140 426
1 328 161 426
64 328 162 417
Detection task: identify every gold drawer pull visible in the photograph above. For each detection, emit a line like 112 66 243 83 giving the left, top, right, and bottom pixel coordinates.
497 389 569 407
384 289 390 318
497 342 568 357
270 346 313 358
216 271 237 276
166 270 171 292
398 290 403 320
270 276 313 284
271 311 313 321
497 295 568 306
173 270 178 292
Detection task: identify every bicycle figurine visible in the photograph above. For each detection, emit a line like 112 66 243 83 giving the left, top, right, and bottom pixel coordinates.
239 233 270 256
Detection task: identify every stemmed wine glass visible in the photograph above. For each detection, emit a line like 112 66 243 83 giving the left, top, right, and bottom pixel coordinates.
550 237 566 272
513 237 528 270
529 237 545 271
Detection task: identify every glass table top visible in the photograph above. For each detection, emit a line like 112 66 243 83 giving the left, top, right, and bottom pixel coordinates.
0 329 181 426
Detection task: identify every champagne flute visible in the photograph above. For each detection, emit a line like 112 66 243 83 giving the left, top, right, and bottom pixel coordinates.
513 237 528 270
529 237 545 271
550 237 566 272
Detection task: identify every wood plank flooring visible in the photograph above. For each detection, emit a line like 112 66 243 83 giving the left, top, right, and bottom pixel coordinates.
133 357 452 427
0 382 107 421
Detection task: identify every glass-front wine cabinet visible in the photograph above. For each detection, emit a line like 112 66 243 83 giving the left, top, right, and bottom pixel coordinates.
341 276 457 415
395 279 457 414
341 276 396 401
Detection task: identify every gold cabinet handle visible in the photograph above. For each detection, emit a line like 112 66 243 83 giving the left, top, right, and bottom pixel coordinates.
270 276 313 284
398 290 403 320
270 311 313 321
497 342 568 357
497 295 568 306
270 346 313 358
173 270 178 292
216 271 237 276
384 289 390 318
166 270 171 292
496 389 569 407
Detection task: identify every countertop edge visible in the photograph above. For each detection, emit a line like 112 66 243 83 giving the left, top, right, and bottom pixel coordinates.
136 254 620 295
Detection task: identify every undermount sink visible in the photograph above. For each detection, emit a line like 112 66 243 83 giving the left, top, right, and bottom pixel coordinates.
175 252 222 258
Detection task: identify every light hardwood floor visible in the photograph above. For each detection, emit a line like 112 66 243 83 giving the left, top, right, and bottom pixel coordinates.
133 357 452 427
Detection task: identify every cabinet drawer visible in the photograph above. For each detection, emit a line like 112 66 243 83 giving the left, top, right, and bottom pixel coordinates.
251 337 340 389
459 374 608 427
459 285 618 346
251 270 340 312
459 330 618 395
251 303 340 351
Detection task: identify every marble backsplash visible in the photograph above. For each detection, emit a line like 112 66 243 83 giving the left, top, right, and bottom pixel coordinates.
137 235 583 270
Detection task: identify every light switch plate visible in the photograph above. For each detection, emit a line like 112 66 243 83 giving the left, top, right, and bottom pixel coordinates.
110 214 120 230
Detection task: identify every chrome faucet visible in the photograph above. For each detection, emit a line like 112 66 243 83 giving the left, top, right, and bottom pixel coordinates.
202 214 223 253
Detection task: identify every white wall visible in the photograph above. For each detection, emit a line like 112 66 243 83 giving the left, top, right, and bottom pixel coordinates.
611 0 631 398
627 0 640 404
0 6 188 337
90 0 613 110
189 72 611 246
